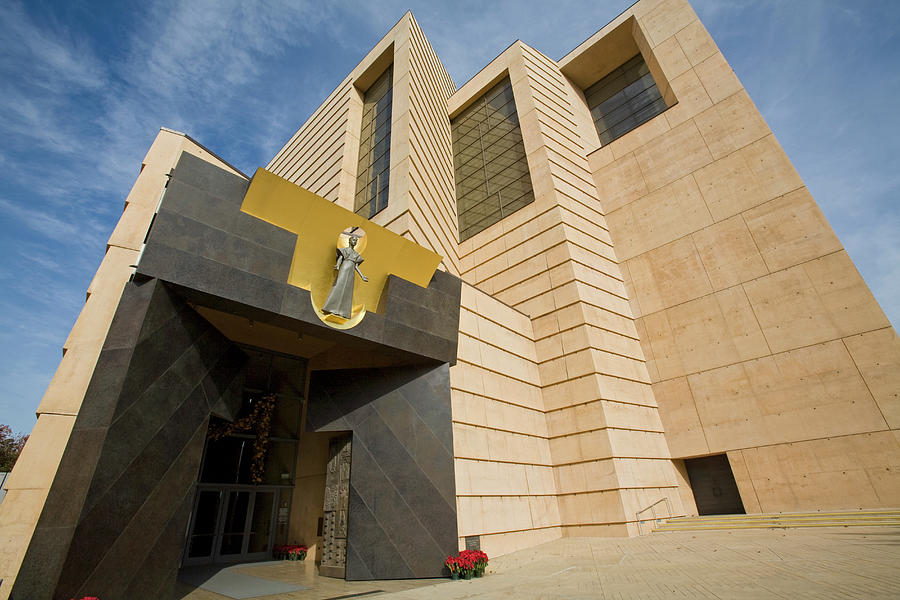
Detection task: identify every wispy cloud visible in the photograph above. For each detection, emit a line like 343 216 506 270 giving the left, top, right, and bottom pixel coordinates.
0 197 87 240
0 2 107 91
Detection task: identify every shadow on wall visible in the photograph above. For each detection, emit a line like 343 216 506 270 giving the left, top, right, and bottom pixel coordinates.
307 365 458 580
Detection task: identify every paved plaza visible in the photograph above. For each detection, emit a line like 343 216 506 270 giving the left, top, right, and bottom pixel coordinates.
176 526 900 599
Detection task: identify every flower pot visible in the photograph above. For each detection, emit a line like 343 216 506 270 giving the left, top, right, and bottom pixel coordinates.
474 569 483 577
450 572 459 580
462 571 473 580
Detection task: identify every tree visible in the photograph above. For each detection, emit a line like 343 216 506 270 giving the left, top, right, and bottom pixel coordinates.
0 424 29 472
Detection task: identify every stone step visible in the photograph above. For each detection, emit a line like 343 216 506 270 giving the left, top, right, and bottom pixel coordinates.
663 509 900 523
652 510 900 532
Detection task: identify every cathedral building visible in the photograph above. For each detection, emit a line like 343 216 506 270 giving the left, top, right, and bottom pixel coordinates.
1 0 897 597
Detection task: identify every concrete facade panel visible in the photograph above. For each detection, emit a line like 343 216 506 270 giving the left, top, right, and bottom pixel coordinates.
743 188 843 272
693 150 769 222
627 236 713 315
633 121 713 192
691 215 768 290
652 377 708 458
740 433 900 512
607 174 713 260
743 265 841 354
844 328 900 428
688 340 888 452
664 68 713 128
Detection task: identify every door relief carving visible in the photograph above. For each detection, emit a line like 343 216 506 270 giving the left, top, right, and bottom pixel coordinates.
319 434 351 578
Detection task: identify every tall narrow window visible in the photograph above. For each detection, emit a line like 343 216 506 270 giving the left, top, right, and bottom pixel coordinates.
355 65 393 218
452 77 534 242
584 53 667 145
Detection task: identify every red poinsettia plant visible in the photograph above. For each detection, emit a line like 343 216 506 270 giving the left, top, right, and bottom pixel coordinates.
444 549 489 579
444 554 462 575
273 543 308 561
461 549 489 575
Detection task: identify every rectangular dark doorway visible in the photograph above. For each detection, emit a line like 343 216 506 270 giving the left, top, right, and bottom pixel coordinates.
684 454 745 515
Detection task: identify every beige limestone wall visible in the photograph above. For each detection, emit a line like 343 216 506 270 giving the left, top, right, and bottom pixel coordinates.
447 38 686 542
577 0 899 513
450 283 562 556
517 42 685 537
402 17 460 274
0 129 245 597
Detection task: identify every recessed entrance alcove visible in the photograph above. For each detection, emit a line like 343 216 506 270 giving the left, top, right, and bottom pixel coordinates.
180 309 458 582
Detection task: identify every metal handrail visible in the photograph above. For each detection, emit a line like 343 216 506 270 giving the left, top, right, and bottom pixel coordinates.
635 496 673 535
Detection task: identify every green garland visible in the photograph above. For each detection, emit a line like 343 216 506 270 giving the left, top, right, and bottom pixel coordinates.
207 393 276 484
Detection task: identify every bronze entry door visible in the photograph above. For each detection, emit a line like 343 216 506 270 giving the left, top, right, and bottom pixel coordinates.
319 434 352 578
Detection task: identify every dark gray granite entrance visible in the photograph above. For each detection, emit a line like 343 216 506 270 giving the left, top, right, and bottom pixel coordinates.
12 154 461 599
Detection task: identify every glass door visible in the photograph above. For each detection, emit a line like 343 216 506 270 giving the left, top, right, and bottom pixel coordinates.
185 489 224 564
183 486 280 566
219 490 251 558
248 491 276 555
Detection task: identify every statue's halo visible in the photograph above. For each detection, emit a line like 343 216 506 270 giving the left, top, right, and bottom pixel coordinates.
337 226 367 253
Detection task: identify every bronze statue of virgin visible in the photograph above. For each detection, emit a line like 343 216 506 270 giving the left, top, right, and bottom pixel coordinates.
321 235 368 319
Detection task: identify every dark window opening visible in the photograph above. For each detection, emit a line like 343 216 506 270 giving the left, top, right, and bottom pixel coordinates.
355 65 393 219
451 77 534 242
584 53 668 145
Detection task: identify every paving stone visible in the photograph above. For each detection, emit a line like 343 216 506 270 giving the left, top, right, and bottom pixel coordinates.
175 527 900 600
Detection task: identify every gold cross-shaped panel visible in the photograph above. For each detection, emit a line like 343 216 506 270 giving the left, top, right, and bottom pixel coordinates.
240 168 442 317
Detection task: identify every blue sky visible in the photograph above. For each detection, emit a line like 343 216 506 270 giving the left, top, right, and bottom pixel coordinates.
1 0 897 434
